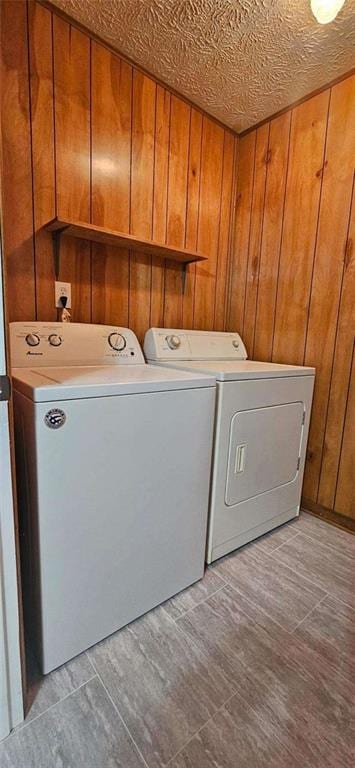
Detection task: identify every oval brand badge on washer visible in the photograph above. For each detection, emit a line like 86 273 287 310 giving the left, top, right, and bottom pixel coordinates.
45 409 66 429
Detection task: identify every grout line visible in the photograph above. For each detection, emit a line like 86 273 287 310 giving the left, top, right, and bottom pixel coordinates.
164 689 238 767
162 606 238 697
169 570 351 736
322 591 355 612
291 528 355 560
170 584 227 623
263 529 299 554
267 544 354 610
291 594 328 633
12 674 97 735
187 577 354 694
267 533 352 595
271 525 355 564
224 580 296 635
88 655 150 768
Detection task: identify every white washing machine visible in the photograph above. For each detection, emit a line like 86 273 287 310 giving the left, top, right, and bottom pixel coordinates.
144 328 315 563
10 322 216 673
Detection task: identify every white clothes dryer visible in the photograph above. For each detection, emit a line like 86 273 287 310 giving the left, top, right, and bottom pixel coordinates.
144 328 315 563
10 322 216 672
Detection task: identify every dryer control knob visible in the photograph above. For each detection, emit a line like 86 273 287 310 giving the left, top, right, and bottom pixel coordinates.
48 334 62 347
166 335 181 350
25 333 40 347
232 340 240 349
108 332 126 351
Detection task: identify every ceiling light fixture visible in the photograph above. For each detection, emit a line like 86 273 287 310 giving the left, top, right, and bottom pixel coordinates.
311 0 345 24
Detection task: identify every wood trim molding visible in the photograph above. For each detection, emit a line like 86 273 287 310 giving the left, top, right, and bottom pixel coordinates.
302 497 355 534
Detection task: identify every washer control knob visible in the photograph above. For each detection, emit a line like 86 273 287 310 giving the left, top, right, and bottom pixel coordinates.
48 334 62 347
25 333 40 347
166 335 181 350
108 332 126 351
232 339 240 349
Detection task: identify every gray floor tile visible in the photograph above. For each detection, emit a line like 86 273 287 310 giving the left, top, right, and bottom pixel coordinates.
171 695 301 768
89 605 233 768
273 532 355 607
255 518 299 553
216 584 355 707
162 567 225 620
0 677 146 768
211 541 325 630
23 650 94 724
177 585 354 768
298 512 355 559
295 594 355 680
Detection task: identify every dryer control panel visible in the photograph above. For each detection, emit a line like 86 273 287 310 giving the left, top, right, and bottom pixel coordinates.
144 328 248 361
10 323 145 367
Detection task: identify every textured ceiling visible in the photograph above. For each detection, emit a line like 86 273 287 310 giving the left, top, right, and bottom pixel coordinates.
50 0 355 131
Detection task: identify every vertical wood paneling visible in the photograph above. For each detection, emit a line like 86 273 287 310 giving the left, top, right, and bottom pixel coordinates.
228 131 256 332
228 78 355 521
53 16 91 321
91 43 132 326
1 1 234 336
334 345 355 518
194 117 224 330
242 123 269 355
318 187 355 510
183 108 203 329
91 44 131 230
53 17 90 221
164 96 190 328
214 132 235 331
130 71 156 239
0 0 35 320
272 91 329 364
151 85 170 327
253 112 291 361
303 76 355 500
166 97 190 247
92 252 129 327
28 1 56 320
129 71 156 341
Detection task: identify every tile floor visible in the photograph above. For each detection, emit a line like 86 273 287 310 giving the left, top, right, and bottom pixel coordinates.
1 511 354 767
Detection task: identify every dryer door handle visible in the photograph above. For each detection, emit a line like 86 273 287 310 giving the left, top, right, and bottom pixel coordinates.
235 443 246 474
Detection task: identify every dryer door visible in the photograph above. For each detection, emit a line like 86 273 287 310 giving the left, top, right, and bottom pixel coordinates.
225 401 304 505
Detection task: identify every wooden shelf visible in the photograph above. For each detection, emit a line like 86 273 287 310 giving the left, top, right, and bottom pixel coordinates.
45 218 207 264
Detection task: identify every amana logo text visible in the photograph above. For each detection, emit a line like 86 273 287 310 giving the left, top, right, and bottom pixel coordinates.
44 409 66 429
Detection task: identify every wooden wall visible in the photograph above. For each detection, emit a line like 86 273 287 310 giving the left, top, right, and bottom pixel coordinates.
0 0 236 341
228 74 355 521
1 1 354 522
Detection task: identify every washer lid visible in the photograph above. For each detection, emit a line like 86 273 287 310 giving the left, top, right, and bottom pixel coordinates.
12 364 215 402
150 359 315 380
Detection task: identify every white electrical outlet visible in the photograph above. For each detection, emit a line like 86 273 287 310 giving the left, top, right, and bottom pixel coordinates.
55 281 72 309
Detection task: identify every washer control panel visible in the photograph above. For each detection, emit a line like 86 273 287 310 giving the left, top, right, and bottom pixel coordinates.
10 323 145 368
144 328 248 361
